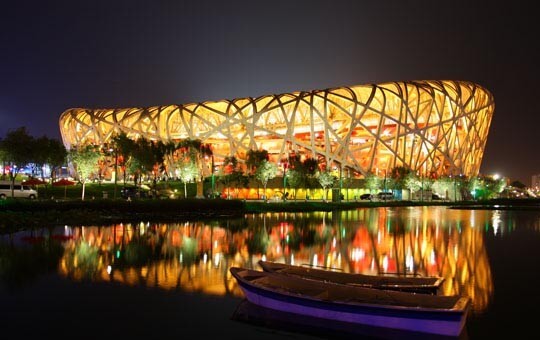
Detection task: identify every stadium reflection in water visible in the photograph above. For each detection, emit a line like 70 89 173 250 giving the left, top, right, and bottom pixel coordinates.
54 206 493 314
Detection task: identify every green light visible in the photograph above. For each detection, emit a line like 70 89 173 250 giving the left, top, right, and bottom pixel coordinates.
116 250 121 258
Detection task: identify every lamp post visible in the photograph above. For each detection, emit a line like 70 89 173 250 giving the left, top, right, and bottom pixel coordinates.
211 155 216 198
112 147 118 199
453 175 457 202
420 171 424 202
383 170 387 195
282 161 288 200
339 166 343 202
346 168 350 201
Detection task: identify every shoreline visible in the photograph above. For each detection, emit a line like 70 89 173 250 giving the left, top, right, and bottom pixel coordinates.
1 198 539 233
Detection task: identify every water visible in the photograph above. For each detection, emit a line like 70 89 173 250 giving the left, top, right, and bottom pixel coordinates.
1 206 539 339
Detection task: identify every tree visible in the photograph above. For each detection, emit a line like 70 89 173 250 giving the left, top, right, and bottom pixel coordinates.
246 149 269 175
317 171 336 202
177 161 199 198
364 172 381 194
254 160 277 202
175 138 213 197
69 144 101 200
466 176 483 200
0 127 35 197
111 132 137 186
0 138 6 179
510 180 526 189
218 156 247 199
161 141 178 179
389 166 411 190
432 176 453 200
302 157 320 199
130 137 165 188
46 138 68 183
285 168 303 200
403 173 421 199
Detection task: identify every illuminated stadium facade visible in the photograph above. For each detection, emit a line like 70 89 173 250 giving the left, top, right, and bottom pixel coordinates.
59 80 494 178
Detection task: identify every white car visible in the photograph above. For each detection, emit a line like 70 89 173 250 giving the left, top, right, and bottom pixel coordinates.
0 181 38 199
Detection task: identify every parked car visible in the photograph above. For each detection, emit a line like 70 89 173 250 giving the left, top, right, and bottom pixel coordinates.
377 192 394 200
432 193 442 200
0 181 38 199
360 193 373 200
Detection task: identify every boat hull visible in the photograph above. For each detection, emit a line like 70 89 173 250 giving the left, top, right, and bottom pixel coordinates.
233 269 468 337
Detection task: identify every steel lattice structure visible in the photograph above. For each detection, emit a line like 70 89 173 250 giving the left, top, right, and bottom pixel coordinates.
59 80 494 177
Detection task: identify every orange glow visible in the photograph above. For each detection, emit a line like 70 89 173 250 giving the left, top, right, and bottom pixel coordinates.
59 80 494 178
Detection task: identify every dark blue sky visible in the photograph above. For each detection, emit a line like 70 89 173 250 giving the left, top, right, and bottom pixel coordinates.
1 1 538 184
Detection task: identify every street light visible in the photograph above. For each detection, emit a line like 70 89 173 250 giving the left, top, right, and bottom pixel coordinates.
211 161 218 198
109 147 118 199
339 165 343 202
281 160 288 200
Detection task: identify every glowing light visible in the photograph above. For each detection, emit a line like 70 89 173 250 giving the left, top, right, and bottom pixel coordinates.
60 81 493 180
406 253 414 272
492 211 501 235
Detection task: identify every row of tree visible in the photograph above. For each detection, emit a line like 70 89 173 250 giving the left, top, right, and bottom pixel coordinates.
0 127 67 197
1 127 514 201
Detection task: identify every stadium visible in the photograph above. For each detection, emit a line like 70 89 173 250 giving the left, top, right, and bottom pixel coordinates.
59 80 494 179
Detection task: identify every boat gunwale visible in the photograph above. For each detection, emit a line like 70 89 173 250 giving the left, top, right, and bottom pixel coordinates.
258 260 444 292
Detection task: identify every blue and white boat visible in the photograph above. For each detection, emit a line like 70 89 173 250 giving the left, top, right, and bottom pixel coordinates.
230 267 470 337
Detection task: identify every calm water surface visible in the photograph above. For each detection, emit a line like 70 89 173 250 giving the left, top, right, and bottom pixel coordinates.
1 206 539 339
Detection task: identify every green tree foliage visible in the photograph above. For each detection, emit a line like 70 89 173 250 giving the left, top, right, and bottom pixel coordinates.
177 161 198 198
403 172 421 197
111 132 137 186
317 171 336 202
466 176 483 200
285 169 303 200
255 160 277 201
174 138 212 198
0 127 35 197
69 144 102 200
432 176 453 199
365 172 381 193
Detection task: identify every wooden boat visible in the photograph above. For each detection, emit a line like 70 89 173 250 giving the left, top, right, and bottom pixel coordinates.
258 260 444 294
230 267 470 337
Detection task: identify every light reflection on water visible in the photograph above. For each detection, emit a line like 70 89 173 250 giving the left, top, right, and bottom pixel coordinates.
2 206 500 313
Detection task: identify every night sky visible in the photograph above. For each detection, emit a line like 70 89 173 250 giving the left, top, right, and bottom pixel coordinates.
1 1 538 185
